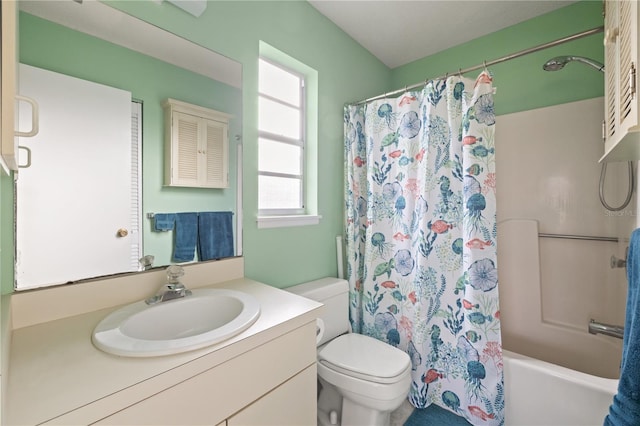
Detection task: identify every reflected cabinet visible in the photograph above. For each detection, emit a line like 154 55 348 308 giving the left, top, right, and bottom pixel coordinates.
164 98 232 188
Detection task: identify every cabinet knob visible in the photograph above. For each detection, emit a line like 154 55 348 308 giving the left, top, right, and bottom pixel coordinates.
116 228 129 237
604 27 619 46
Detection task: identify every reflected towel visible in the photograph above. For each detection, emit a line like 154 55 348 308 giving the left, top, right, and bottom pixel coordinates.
153 213 175 232
173 212 198 262
605 228 640 426
197 211 234 261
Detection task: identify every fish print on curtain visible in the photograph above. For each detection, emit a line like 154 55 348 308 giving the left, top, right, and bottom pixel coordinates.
344 72 503 425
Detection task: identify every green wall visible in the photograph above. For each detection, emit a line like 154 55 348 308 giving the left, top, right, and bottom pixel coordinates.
0 1 390 293
1 0 604 293
108 0 603 288
105 0 392 288
391 1 604 116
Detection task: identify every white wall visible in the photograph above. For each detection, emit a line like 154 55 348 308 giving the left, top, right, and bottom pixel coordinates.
496 97 627 378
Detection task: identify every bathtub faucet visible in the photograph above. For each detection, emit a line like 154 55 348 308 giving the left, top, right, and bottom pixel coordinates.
588 319 624 339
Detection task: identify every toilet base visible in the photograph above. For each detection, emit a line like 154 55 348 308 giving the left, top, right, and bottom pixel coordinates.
341 397 390 426
318 378 398 426
318 379 342 426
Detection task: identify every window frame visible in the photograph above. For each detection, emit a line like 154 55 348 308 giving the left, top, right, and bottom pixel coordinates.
258 57 307 216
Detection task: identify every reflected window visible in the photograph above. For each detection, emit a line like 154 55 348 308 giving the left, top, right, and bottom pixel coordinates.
258 58 305 214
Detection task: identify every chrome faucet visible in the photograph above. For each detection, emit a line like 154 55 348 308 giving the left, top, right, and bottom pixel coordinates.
145 265 192 305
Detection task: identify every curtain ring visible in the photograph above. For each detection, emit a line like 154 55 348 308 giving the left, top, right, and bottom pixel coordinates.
458 68 462 77
483 60 488 73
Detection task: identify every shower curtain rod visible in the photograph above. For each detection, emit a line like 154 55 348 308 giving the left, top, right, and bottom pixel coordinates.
352 25 604 105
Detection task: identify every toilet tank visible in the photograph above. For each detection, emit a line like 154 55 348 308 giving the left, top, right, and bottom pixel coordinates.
287 277 350 346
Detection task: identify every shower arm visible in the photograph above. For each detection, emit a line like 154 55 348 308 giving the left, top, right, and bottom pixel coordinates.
351 26 604 105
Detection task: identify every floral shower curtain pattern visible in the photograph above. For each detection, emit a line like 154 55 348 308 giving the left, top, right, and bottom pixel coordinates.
344 72 503 425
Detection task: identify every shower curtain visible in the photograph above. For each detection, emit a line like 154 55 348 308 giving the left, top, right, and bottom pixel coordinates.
344 72 503 425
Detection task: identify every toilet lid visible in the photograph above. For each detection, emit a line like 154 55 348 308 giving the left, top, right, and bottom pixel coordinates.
318 333 410 383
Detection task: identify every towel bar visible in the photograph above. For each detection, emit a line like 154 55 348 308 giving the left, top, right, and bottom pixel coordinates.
147 212 234 219
539 233 618 243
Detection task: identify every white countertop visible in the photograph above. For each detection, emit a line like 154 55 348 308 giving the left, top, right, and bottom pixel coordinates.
6 278 322 425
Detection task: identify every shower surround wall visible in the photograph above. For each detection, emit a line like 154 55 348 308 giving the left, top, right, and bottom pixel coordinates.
496 97 630 378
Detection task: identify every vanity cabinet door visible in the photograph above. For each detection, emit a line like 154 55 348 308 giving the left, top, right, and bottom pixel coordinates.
228 364 317 426
93 321 317 426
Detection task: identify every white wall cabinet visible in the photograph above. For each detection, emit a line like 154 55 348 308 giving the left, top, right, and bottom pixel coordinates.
601 0 640 162
164 98 231 188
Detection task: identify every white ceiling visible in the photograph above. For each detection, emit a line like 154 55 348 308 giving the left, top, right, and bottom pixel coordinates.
308 1 576 68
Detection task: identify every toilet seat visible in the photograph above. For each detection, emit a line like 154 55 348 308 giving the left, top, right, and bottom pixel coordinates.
318 333 411 384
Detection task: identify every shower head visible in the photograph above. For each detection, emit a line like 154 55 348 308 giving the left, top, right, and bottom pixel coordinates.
543 56 605 72
542 57 569 71
543 56 605 73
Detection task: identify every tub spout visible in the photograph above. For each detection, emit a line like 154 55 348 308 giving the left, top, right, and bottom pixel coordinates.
589 319 624 339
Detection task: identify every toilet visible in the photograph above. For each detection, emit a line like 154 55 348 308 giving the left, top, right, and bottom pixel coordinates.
287 277 412 426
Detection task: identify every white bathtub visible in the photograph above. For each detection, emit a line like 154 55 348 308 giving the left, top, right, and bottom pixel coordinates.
503 350 619 425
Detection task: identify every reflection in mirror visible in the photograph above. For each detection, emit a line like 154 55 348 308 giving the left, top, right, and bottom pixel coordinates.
15 0 243 290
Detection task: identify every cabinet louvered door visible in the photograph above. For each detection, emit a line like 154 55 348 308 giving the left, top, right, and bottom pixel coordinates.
168 110 229 188
602 0 639 161
604 0 618 141
204 118 228 187
617 0 637 134
172 111 200 186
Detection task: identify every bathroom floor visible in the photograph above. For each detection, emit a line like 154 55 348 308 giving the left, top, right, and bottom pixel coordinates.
390 400 414 425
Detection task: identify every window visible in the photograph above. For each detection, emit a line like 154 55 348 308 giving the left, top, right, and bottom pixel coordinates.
258 58 305 215
257 42 320 229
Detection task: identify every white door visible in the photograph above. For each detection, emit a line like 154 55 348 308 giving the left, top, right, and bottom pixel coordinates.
16 64 136 289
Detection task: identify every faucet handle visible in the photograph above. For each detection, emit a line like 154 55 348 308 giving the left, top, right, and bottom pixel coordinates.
166 265 185 284
610 255 627 269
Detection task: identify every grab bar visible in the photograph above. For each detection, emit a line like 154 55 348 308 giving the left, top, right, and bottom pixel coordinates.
589 319 624 339
539 233 618 243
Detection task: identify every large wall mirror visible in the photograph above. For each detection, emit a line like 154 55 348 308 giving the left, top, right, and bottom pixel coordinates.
15 0 242 290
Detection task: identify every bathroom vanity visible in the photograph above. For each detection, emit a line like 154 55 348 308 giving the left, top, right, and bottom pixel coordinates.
3 258 322 425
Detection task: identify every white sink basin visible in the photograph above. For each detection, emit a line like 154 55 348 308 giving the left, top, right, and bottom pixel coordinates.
92 288 260 357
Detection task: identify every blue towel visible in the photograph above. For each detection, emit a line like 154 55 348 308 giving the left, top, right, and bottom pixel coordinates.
173 212 198 262
197 211 234 261
605 228 640 426
153 213 175 232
